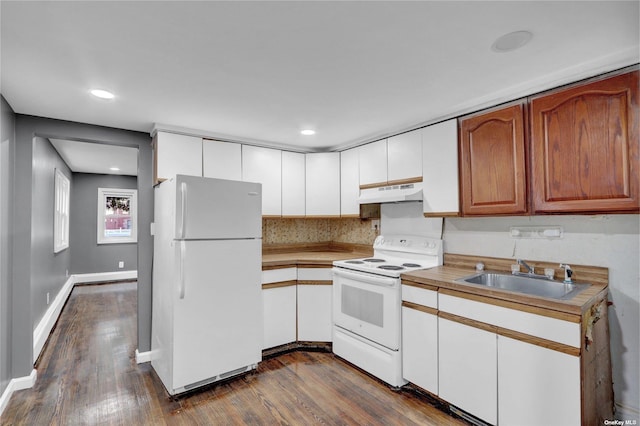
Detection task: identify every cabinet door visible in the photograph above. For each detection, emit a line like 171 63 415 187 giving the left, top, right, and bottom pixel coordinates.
202 139 241 181
262 285 297 349
358 139 388 187
282 151 306 216
305 152 340 217
439 317 497 425
422 119 459 216
297 284 332 342
530 70 639 213
242 145 282 216
459 103 528 215
387 130 422 183
402 306 438 394
340 147 360 217
498 336 581 426
154 132 202 183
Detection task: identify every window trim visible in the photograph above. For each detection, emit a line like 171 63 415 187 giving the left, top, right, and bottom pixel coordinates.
97 187 138 245
54 169 70 253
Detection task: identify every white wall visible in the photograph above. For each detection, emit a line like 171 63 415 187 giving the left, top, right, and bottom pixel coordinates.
382 204 640 420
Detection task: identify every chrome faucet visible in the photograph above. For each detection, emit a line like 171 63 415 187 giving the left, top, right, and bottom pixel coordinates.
517 259 535 275
559 264 573 283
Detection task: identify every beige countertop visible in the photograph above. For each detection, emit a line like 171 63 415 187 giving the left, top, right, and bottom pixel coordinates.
262 250 371 269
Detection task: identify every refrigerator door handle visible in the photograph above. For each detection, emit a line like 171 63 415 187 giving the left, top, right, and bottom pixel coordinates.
179 182 187 238
179 241 186 299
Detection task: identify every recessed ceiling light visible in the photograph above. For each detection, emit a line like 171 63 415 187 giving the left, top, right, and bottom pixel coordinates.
90 89 115 99
301 129 316 136
109 167 120 171
491 31 533 53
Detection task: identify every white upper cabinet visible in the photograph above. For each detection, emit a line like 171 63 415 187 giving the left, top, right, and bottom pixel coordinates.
387 129 422 183
154 132 202 183
281 151 306 217
340 147 360 217
242 145 282 216
202 139 242 181
422 119 459 216
306 152 340 216
358 139 387 187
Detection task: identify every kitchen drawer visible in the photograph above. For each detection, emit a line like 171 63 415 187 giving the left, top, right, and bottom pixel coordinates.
402 284 437 309
439 293 580 347
298 267 332 281
262 267 297 284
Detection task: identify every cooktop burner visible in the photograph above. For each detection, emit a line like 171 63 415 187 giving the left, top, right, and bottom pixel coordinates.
332 235 443 278
378 265 405 271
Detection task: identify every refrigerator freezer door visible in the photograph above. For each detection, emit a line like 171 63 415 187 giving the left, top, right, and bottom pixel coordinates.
172 239 262 391
175 175 262 240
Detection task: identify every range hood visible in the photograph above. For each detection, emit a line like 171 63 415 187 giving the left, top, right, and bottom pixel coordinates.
358 182 423 204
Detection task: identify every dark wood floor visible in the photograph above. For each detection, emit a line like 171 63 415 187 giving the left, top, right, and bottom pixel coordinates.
1 282 466 425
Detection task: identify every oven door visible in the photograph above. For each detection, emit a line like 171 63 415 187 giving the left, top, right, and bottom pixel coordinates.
332 267 401 350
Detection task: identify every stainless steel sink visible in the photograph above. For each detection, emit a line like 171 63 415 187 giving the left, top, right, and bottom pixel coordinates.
455 272 590 300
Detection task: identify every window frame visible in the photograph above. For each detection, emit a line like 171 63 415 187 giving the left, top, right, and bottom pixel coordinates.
54 169 70 253
97 187 138 245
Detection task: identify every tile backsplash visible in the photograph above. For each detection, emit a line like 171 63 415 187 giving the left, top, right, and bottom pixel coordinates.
263 218 376 246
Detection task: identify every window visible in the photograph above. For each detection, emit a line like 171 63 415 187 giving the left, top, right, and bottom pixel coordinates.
97 187 137 244
54 169 70 253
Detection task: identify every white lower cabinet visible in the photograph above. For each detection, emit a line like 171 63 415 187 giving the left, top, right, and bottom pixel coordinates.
438 317 498 425
401 306 438 394
262 285 297 349
497 335 581 426
297 284 332 342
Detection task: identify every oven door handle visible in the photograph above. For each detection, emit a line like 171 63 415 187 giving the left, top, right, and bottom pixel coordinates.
333 268 398 287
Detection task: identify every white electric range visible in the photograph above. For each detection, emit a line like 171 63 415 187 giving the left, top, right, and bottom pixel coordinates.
332 234 443 387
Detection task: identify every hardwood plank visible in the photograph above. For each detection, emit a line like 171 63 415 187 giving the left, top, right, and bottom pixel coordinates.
1 282 466 426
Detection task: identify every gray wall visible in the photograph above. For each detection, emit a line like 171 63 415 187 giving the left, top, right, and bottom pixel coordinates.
12 114 152 379
70 173 137 274
30 137 73 330
1 96 15 396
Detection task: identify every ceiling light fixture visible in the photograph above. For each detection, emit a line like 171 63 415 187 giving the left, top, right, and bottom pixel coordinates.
90 89 115 99
491 31 533 53
109 167 120 171
301 129 316 136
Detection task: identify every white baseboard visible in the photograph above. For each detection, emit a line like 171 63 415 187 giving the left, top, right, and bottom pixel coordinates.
0 369 37 417
135 349 152 364
33 276 75 363
72 270 137 285
616 401 640 421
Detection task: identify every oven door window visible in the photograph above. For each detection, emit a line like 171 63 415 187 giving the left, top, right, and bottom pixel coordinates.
342 284 384 327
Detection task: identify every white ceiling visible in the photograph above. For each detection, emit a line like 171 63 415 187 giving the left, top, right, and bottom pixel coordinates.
49 138 138 176
2 1 639 155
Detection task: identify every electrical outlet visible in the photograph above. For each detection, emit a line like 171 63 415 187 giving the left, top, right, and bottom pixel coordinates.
46 292 50 305
65 269 69 277
118 261 124 269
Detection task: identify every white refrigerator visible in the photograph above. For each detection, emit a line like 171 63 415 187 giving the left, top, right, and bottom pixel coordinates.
151 174 262 395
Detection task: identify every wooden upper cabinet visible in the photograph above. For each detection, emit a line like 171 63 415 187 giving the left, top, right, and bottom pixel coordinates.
530 70 639 213
459 103 528 216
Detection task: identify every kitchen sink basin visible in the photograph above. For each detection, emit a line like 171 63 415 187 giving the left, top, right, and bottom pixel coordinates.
455 272 590 300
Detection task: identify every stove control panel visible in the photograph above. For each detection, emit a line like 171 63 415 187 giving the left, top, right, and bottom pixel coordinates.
374 235 442 256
